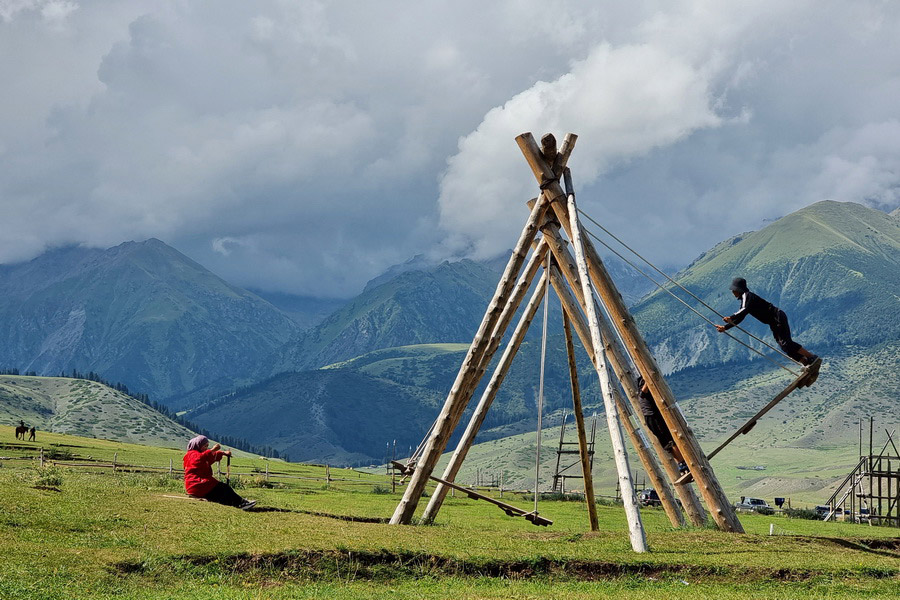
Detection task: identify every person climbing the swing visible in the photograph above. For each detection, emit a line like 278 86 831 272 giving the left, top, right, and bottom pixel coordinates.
715 277 819 366
637 376 689 475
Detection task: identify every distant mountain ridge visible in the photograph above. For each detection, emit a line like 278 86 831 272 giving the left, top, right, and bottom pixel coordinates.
0 239 301 403
277 259 501 372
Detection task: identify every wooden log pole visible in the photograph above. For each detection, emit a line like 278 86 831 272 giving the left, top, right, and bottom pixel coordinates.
390 193 552 525
563 183 647 553
516 132 740 533
561 311 600 531
611 385 684 527
448 241 550 444
421 263 549 523
541 222 702 526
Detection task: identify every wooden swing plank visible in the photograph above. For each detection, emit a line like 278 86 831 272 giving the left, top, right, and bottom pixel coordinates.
675 358 822 485
391 461 552 526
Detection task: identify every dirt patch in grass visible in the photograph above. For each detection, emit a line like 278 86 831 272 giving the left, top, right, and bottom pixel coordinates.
113 548 899 584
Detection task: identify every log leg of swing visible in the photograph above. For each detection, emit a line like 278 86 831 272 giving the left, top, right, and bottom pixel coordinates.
421 272 549 524
420 242 549 524
561 311 599 531
517 132 740 533
542 227 705 526
410 145 578 525
565 186 647 553
390 195 550 525
552 265 684 528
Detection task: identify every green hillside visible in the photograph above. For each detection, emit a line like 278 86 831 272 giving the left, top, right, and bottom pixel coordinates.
189 339 600 465
631 201 900 372
0 375 195 448
278 259 501 371
187 366 448 465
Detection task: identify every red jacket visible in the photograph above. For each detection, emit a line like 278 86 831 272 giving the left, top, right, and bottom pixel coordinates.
183 449 225 497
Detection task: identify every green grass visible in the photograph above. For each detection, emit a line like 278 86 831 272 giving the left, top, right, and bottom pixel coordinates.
0 428 897 599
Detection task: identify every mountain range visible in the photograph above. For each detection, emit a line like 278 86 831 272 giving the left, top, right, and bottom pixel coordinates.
1 201 898 472
0 239 301 403
187 200 899 465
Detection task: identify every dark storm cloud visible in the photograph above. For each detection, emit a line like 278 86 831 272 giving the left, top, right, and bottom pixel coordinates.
1 1 899 296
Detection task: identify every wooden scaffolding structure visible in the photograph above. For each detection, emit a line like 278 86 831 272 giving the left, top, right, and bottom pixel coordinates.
390 132 745 552
824 419 899 526
552 411 597 494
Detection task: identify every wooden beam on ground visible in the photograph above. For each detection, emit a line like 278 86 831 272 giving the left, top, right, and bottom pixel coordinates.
421 265 549 523
393 462 552 526
562 311 599 531
390 193 551 525
516 131 742 534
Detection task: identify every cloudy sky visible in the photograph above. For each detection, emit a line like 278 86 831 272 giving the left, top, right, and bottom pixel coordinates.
2 1 899 297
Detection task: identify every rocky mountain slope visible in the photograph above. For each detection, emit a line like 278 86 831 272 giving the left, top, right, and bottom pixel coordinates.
0 239 301 403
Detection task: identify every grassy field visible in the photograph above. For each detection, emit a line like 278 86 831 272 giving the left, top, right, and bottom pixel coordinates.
0 427 897 599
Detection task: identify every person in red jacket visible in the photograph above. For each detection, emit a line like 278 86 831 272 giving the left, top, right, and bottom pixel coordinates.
183 435 256 510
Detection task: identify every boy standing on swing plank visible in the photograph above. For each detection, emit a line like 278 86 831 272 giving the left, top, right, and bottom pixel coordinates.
715 277 819 366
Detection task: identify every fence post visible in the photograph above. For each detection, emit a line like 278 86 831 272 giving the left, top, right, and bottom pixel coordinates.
265 463 269 482
113 452 118 472
40 447 44 468
326 464 331 489
500 472 504 498
169 459 173 477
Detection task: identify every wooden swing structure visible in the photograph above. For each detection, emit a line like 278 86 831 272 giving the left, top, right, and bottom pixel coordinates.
390 132 820 552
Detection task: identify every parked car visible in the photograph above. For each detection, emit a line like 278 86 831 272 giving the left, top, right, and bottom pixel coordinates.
734 497 775 514
639 488 661 507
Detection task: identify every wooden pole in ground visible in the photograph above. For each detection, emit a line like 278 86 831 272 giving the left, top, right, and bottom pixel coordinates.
563 181 646 552
390 194 554 525
421 267 549 523
516 132 740 533
561 311 599 531
541 225 698 527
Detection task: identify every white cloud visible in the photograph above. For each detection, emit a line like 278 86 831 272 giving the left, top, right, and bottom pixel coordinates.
1 1 899 295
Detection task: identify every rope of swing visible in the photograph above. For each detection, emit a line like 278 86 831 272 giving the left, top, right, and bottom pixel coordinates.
534 252 551 514
575 209 801 378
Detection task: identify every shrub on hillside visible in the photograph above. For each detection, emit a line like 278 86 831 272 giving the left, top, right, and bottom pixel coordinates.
246 475 283 489
784 507 821 520
31 466 63 488
44 445 74 460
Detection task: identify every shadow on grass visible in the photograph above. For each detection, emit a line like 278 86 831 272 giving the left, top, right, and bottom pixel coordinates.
248 506 388 523
818 536 900 558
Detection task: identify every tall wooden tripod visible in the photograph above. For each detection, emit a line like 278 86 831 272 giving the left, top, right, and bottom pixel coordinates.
389 132 744 550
